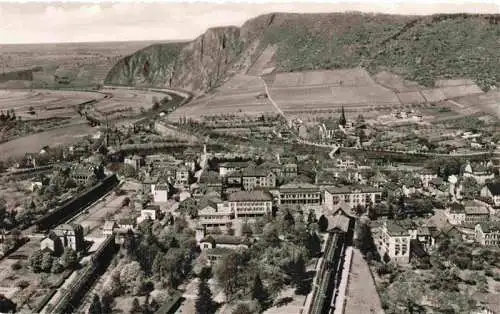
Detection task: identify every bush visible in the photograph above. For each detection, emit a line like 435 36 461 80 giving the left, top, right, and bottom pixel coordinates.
10 261 22 271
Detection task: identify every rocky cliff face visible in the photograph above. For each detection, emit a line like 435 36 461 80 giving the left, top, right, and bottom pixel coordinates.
105 12 500 92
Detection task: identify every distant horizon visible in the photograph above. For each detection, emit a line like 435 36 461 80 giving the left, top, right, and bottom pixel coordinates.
0 2 498 44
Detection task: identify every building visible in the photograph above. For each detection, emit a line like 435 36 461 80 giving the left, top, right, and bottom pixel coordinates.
463 161 494 184
228 190 273 218
175 165 190 186
257 161 282 176
153 182 170 203
278 182 321 205
70 163 104 185
280 157 298 178
419 170 438 188
137 205 161 224
480 183 500 206
376 220 411 264
124 155 144 170
40 232 64 255
334 155 357 169
475 222 500 246
219 161 255 177
52 223 84 252
102 221 118 236
324 185 382 211
227 166 277 191
446 201 490 225
198 203 234 230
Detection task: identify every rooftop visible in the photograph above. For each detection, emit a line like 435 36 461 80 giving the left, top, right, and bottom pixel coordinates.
228 190 273 202
385 221 410 237
201 235 249 246
464 200 490 215
325 185 382 194
279 182 319 192
477 222 500 233
485 182 500 196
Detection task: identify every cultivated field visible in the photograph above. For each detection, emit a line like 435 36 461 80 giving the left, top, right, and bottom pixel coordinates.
0 41 162 88
167 74 278 121
0 89 104 120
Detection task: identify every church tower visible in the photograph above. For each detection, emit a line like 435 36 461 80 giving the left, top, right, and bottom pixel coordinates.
339 106 347 127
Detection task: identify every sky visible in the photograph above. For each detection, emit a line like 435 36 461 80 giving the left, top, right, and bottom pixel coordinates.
0 1 499 44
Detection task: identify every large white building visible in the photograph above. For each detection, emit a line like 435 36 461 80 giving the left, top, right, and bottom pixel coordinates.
198 203 234 230
324 185 382 211
376 220 411 264
228 190 273 218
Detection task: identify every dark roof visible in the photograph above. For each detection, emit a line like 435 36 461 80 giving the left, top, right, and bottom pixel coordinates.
279 182 319 193
228 190 273 202
219 161 255 169
485 182 500 196
154 291 182 314
241 166 271 177
429 177 444 186
477 222 500 233
385 221 410 236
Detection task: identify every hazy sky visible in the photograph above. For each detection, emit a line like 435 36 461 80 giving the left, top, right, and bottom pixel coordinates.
0 1 499 44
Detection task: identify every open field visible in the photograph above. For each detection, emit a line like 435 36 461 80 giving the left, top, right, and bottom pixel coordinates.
0 41 162 88
167 74 278 121
94 88 169 118
0 89 104 120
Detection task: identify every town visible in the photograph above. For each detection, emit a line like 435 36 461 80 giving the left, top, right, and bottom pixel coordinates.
1 92 500 314
1 6 500 314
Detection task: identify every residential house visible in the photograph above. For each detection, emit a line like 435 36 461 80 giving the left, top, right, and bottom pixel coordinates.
280 156 298 178
195 227 251 265
278 182 321 205
124 155 144 170
324 185 382 211
419 170 438 189
228 190 273 218
334 155 357 169
70 163 104 185
258 161 283 176
118 218 135 231
137 205 161 224
198 203 234 230
474 222 500 246
376 220 411 264
480 183 500 207
53 223 84 252
241 167 276 190
446 201 490 225
463 161 494 184
219 161 255 177
40 232 64 255
175 165 190 186
152 181 170 203
103 221 118 236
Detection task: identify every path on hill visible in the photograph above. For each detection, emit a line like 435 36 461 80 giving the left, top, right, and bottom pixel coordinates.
260 77 289 126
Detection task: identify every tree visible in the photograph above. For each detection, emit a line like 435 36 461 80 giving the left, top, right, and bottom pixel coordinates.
215 252 240 301
101 292 113 314
306 232 321 257
195 279 216 314
41 251 54 272
130 298 142 314
307 209 317 225
61 248 78 269
251 274 268 308
119 261 144 294
88 294 102 314
232 303 252 314
28 250 43 273
318 215 328 233
242 223 253 238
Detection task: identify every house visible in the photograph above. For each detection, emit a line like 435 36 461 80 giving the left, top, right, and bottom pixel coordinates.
124 155 144 170
228 190 273 218
280 156 298 177
53 223 84 252
198 203 234 230
446 201 490 225
137 205 161 224
241 167 276 190
257 161 282 176
118 218 135 231
70 163 104 185
334 155 357 169
278 182 321 205
175 165 190 186
102 221 118 236
324 185 382 211
40 232 64 255
199 235 250 251
419 170 438 188
219 161 255 177
463 161 494 184
376 220 411 264
474 222 500 246
480 183 500 207
152 182 170 203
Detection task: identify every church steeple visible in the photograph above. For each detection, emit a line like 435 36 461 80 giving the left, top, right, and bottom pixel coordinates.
339 105 347 127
